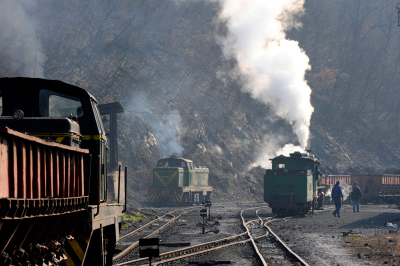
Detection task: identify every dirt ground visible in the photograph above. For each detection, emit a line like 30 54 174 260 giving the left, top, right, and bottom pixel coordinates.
118 203 400 265
269 203 400 266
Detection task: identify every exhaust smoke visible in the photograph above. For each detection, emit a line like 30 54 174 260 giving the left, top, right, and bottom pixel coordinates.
216 0 314 166
0 0 45 78
129 92 184 158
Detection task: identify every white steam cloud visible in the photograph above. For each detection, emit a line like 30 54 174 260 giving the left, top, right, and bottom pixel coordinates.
0 0 45 78
250 135 304 169
216 0 314 165
129 92 184 158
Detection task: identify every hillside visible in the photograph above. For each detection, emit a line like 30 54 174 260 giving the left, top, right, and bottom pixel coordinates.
1 0 400 207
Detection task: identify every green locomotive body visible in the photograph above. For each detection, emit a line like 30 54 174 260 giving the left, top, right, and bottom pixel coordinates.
264 151 323 216
149 158 212 204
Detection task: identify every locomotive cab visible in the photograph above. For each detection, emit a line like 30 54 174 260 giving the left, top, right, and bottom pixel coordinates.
0 78 124 266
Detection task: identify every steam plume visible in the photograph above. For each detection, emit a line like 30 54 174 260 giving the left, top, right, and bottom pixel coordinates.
129 92 184 158
216 0 313 158
0 0 45 78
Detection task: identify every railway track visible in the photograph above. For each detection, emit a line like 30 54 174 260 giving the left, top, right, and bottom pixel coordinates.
114 207 199 261
114 205 313 265
242 208 311 266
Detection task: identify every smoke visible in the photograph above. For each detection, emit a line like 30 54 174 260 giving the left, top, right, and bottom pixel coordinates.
129 92 184 158
216 0 314 162
250 135 304 169
0 0 45 78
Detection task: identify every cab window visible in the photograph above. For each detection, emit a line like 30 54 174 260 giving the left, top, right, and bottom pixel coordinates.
275 164 285 169
39 89 83 118
157 161 168 167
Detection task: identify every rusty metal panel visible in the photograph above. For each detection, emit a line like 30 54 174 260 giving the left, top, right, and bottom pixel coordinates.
11 139 17 198
0 136 9 198
27 144 33 199
382 175 400 185
18 142 27 199
80 155 84 196
33 145 40 198
75 154 81 196
70 154 76 197
66 153 70 197
0 127 89 202
53 150 59 198
60 152 65 198
351 174 384 198
324 175 351 185
47 148 53 198
41 148 46 198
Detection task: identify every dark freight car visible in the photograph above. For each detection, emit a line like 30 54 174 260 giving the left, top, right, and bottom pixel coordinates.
148 158 212 205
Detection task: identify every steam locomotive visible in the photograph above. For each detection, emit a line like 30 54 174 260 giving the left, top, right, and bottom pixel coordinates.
148 157 212 205
0 78 124 266
264 151 324 216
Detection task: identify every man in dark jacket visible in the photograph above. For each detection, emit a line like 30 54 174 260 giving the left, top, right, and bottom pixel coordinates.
331 181 344 217
314 162 323 185
351 181 363 212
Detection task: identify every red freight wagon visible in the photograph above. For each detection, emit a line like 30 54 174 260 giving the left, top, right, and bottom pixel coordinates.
351 174 400 205
320 175 351 203
0 127 88 214
321 175 351 186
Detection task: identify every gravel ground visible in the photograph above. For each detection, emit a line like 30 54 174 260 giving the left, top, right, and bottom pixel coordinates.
269 204 400 266
116 203 400 266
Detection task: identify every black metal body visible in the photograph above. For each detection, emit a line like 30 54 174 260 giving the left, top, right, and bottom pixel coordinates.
0 77 124 266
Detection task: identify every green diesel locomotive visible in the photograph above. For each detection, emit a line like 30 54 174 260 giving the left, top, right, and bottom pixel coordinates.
264 151 324 216
148 157 212 205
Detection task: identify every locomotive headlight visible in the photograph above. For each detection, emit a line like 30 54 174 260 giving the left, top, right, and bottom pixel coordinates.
13 109 24 120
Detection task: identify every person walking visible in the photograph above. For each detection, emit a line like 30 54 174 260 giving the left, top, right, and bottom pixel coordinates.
351 181 363 212
331 181 344 217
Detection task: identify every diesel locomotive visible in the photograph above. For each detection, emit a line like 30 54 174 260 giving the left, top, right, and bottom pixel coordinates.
148 157 212 205
0 78 124 266
264 151 324 216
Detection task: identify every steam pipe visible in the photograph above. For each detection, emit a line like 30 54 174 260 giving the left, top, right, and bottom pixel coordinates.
94 155 101 217
123 166 127 213
86 154 92 205
117 164 121 203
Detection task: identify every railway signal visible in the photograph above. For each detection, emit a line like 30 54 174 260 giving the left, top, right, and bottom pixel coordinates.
200 209 207 234
204 200 212 221
139 238 160 266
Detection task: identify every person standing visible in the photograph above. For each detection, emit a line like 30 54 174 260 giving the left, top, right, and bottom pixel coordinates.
351 181 363 212
314 162 323 185
331 181 344 218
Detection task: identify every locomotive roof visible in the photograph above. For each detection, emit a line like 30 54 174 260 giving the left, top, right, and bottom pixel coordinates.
157 157 193 163
0 77 98 103
270 151 317 161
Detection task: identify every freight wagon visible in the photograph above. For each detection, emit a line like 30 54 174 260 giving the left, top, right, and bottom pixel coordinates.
264 151 324 216
351 174 400 205
0 78 124 266
320 175 352 203
148 158 212 205
323 174 400 206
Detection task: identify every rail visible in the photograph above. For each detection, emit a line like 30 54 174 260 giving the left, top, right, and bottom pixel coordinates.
113 207 198 260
